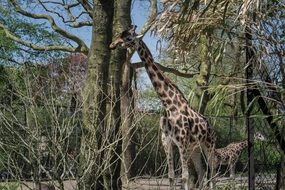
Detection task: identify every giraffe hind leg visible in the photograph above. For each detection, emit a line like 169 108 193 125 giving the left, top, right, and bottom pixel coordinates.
191 148 205 189
202 145 216 189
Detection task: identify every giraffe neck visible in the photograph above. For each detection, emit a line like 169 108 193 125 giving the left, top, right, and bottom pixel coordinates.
234 140 248 151
136 40 189 110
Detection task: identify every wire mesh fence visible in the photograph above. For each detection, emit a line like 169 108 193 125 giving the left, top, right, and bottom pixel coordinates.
126 113 283 189
0 63 284 189
0 95 283 189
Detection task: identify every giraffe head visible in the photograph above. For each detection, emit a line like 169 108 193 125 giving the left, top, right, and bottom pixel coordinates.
109 25 142 50
254 132 266 141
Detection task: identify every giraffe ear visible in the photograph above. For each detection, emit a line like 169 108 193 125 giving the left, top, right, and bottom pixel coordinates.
130 25 137 30
129 25 137 34
135 34 143 39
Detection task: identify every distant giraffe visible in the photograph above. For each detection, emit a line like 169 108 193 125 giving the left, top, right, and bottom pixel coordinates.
110 25 216 189
213 132 265 178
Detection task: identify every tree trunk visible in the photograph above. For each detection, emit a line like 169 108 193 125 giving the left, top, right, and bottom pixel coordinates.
245 23 255 190
253 62 285 153
243 17 285 189
196 34 212 114
80 0 114 189
120 59 135 187
106 47 123 189
281 153 285 189
193 34 212 185
258 62 285 112
276 153 285 190
250 88 285 153
111 0 133 188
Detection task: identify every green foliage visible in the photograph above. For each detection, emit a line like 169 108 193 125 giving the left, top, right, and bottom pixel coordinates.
0 29 16 50
214 183 247 190
0 183 19 190
0 4 62 45
0 4 66 64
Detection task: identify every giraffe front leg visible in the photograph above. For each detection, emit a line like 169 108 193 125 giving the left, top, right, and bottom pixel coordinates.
229 163 236 178
160 116 175 189
161 133 175 189
179 147 191 190
209 163 217 189
205 149 216 189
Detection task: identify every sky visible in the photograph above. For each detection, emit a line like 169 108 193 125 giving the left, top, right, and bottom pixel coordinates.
67 0 161 89
129 1 161 89
65 0 162 63
130 1 162 62
5 1 161 87
24 0 162 63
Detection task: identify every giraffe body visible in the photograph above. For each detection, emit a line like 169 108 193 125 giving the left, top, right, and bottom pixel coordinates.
110 26 216 189
213 133 265 178
214 141 248 178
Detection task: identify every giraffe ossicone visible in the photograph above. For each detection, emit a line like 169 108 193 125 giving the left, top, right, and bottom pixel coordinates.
110 25 216 190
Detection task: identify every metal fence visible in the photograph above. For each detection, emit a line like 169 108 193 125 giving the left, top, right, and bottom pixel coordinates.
208 115 282 189
0 107 283 189
132 113 283 189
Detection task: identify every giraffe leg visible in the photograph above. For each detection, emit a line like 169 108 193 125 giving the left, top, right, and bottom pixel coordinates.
161 133 174 188
210 162 219 189
179 147 190 190
209 157 217 189
203 147 216 189
191 149 205 189
229 163 235 178
160 117 175 189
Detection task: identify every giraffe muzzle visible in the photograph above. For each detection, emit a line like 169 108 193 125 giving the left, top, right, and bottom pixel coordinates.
109 38 124 50
109 42 117 50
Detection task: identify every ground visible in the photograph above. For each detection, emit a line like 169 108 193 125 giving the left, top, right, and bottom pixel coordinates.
0 175 276 190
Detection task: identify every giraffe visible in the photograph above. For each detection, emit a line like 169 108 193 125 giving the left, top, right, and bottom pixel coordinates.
110 25 216 190
213 132 265 178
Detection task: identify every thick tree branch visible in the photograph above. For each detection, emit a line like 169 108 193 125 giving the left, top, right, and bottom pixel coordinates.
0 23 82 53
131 61 198 78
8 0 89 54
69 21 92 28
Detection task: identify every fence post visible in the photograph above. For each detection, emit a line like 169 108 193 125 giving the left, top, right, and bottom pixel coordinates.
245 16 256 190
246 112 255 190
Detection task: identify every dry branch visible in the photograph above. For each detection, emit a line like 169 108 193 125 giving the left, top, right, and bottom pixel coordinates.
0 23 80 53
131 61 198 78
2 0 89 54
